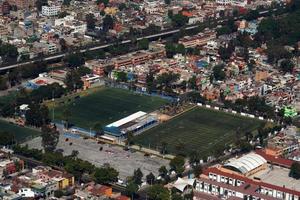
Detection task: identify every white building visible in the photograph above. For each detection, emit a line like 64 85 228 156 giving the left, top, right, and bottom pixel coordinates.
42 5 61 16
216 0 248 7
18 188 35 198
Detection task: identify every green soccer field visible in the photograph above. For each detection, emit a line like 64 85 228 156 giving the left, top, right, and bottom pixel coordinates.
0 119 40 142
133 107 265 156
51 87 168 129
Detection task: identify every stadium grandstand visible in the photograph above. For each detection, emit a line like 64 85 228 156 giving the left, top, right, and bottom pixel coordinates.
223 153 267 177
104 111 158 137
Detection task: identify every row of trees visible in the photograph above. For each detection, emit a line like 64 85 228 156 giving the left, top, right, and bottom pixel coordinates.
0 61 47 91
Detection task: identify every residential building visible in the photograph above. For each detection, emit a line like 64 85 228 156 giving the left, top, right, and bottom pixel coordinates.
41 5 61 17
179 30 216 48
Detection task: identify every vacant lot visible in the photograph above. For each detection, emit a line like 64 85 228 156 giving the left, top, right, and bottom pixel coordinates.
0 119 40 142
51 87 168 129
133 107 265 156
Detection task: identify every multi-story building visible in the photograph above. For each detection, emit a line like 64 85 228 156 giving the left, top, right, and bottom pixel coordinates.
179 31 216 48
216 0 248 7
196 152 300 200
265 134 299 157
0 158 24 179
0 25 9 38
41 5 61 16
0 1 10 15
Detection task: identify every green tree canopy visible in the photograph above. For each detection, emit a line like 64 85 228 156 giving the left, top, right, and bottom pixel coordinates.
86 13 97 30
146 172 156 185
64 53 85 68
64 69 84 91
147 184 170 200
103 15 114 32
41 125 59 152
94 166 119 184
280 59 294 73
138 38 150 50
25 104 50 127
289 162 300 179
213 64 226 81
0 131 15 146
170 155 185 175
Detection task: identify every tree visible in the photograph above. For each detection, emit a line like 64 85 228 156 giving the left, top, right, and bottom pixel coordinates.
138 38 150 50
171 14 188 27
147 184 170 200
171 193 183 200
156 72 180 93
161 141 168 155
193 165 202 178
289 162 300 179
247 59 256 72
41 125 59 152
86 13 96 30
62 107 71 129
77 66 92 76
71 150 79 158
93 122 103 137
146 72 156 93
159 166 168 178
218 42 235 60
64 69 83 91
118 3 127 10
245 9 259 21
0 76 8 90
59 38 68 51
97 0 109 6
64 53 85 68
165 43 177 58
213 64 226 81
0 42 19 63
0 131 15 146
189 150 200 165
8 69 21 87
146 172 155 185
25 104 50 127
36 0 48 11
103 15 114 32
170 156 185 175
132 168 143 185
280 59 294 73
94 166 119 184
116 71 127 82
126 131 134 146
143 24 161 35
125 181 139 199
187 76 197 90
164 0 171 5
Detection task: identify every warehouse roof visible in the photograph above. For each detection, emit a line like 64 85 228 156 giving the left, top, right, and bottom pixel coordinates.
224 153 267 174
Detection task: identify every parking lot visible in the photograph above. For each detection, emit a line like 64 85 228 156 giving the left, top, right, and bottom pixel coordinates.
24 134 170 180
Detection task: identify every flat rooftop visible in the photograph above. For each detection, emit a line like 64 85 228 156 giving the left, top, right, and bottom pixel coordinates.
250 164 300 192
